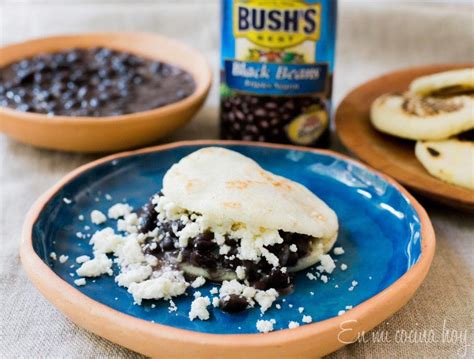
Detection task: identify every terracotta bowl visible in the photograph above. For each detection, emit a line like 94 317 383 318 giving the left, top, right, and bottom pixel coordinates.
0 33 212 153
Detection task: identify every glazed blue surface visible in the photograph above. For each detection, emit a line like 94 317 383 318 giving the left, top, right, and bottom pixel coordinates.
32 144 422 334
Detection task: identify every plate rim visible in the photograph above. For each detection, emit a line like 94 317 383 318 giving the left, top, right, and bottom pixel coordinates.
20 140 436 357
335 63 474 210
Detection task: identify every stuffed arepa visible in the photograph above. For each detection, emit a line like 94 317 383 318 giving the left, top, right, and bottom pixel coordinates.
140 147 339 285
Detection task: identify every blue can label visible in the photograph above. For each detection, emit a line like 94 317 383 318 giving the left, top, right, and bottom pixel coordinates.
224 60 328 95
220 0 337 146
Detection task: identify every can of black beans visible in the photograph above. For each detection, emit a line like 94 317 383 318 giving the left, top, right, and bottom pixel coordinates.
220 0 337 147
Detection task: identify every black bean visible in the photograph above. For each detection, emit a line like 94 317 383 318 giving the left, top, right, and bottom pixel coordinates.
149 61 162 74
193 234 216 253
260 268 290 290
66 50 80 63
219 295 249 313
190 252 216 270
64 99 77 110
161 236 176 251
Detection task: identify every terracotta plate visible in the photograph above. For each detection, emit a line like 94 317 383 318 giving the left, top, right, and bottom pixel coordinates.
21 141 435 358
335 64 474 212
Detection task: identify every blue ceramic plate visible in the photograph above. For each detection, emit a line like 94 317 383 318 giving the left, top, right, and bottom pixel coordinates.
21 141 435 356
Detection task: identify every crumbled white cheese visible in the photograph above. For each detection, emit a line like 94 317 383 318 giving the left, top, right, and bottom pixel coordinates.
341 263 348 271
338 310 345 316
276 304 281 309
210 287 219 295
59 255 69 263
254 288 278 313
234 226 283 265
212 297 220 308
108 203 133 219
218 280 271 310
242 286 257 300
117 213 139 233
189 296 211 321
78 215 84 221
298 307 304 313
236 266 246 280
76 232 84 239
74 278 86 286
128 269 188 304
319 254 336 274
302 315 312 324
333 247 345 255
256 319 275 333
153 195 185 221
191 276 206 288
168 299 178 312
219 244 231 255
289 244 298 253
49 252 57 261
193 291 202 298
348 280 358 291
281 267 287 273
145 254 158 267
76 254 113 277
177 222 201 248
105 194 113 201
115 264 152 287
76 255 90 264
63 197 72 204
90 210 107 224
306 272 317 280
345 305 353 310
219 280 245 297
288 321 300 329
115 234 146 266
320 275 328 283
260 247 279 267
90 227 123 254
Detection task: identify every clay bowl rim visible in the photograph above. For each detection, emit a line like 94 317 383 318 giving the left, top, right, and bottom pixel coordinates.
20 140 436 355
0 32 212 124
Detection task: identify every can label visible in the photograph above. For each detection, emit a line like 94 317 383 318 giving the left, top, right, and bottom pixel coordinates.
220 0 337 146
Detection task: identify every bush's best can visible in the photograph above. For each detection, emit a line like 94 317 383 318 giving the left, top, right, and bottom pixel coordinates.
220 0 337 147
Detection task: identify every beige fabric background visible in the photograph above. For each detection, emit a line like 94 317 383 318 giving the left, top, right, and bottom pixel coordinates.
1 1 473 357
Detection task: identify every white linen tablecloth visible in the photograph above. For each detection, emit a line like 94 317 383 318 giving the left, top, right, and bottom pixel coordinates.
1 1 473 357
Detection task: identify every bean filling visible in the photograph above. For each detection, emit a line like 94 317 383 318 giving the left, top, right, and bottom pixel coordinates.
139 196 314 312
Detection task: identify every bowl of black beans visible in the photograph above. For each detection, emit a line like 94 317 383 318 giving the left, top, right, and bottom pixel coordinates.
0 32 211 152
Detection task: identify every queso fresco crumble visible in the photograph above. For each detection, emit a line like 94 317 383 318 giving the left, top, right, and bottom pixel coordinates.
53 198 351 333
